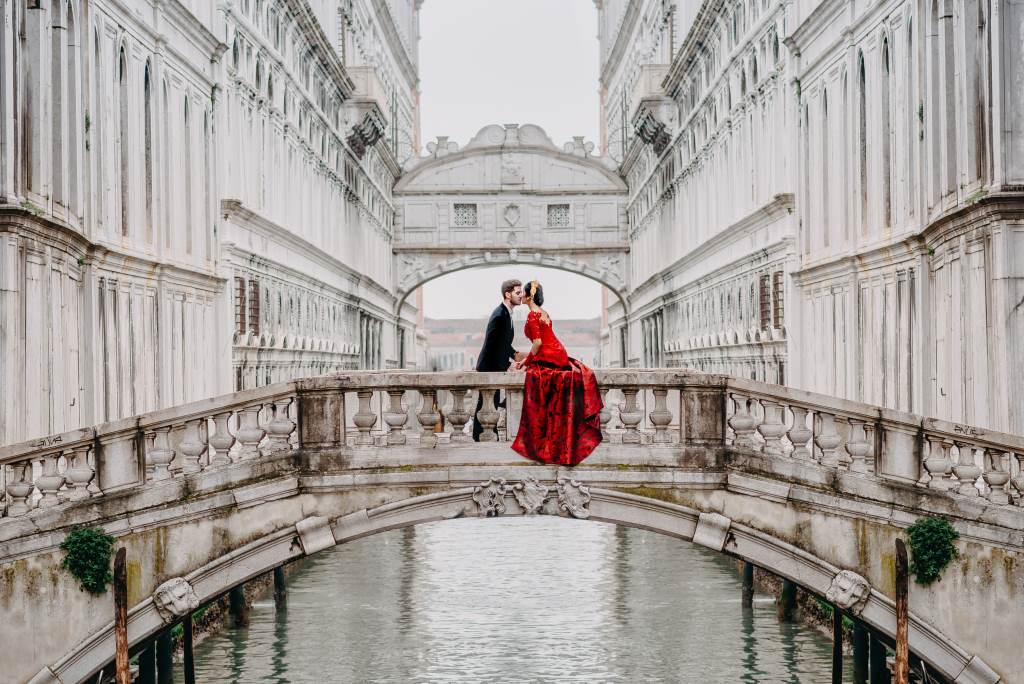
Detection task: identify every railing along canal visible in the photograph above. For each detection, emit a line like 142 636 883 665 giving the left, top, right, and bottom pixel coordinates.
1 370 1023 518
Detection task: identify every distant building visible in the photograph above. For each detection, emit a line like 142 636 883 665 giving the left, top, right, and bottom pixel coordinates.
424 316 601 371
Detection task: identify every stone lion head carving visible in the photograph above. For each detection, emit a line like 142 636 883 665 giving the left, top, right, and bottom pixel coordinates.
153 577 200 624
825 570 871 615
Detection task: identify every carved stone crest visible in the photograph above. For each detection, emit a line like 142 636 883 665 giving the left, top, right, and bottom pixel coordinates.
503 204 521 227
511 477 550 514
825 570 871 615
472 478 509 516
556 477 592 519
153 577 200 624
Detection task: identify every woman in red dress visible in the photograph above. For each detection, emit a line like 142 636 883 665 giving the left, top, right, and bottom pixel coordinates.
510 280 603 466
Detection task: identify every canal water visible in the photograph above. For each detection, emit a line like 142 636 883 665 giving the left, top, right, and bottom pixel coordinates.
177 518 853 682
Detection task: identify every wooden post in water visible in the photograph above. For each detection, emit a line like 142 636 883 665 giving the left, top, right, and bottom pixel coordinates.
138 640 156 684
894 539 909 684
741 562 754 608
777 578 796 621
274 566 287 609
832 607 843 683
869 631 890 684
852 621 869 684
156 629 173 684
229 584 250 627
113 547 130 684
183 612 196 684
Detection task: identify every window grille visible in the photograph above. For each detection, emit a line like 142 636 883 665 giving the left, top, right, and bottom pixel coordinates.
547 204 571 228
758 274 771 330
248 280 261 335
772 271 785 328
452 203 478 227
234 277 246 335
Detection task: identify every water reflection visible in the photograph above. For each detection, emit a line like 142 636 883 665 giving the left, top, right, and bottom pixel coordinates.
178 518 851 683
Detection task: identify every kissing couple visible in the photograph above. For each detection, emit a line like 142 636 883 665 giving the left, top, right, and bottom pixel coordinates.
472 278 603 466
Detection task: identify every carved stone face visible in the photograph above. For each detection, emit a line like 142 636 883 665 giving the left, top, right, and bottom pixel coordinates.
153 577 200 623
825 570 871 615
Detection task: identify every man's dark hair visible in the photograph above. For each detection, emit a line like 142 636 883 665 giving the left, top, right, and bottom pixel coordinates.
526 280 544 306
501 279 522 299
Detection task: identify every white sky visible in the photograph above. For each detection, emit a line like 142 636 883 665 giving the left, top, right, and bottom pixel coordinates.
417 0 603 320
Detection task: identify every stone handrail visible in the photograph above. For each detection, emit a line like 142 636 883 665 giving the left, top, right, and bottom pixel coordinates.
0 370 1021 519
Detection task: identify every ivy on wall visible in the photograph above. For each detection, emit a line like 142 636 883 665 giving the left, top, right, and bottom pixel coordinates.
906 516 960 586
60 528 116 595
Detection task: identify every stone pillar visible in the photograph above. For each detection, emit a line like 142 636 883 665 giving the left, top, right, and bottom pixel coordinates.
297 386 345 449
678 380 726 463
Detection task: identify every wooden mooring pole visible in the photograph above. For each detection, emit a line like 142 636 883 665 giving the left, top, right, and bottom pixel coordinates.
894 539 910 684
777 578 797 621
832 607 843 683
230 585 250 627
113 547 130 684
274 566 287 609
183 612 196 684
156 629 173 684
852 621 869 684
741 562 754 608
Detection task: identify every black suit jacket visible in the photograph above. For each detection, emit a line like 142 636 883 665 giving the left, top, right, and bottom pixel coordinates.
476 304 516 371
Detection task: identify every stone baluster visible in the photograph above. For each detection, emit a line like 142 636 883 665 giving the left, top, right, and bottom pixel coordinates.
265 399 297 452
208 412 236 467
148 428 176 481
179 419 207 475
36 454 66 508
757 400 787 457
982 448 1011 506
922 436 953 490
235 406 265 460
64 445 95 501
952 442 983 497
417 389 440 447
383 389 408 445
476 389 500 443
845 419 871 474
649 388 673 444
5 463 33 516
787 405 813 461
619 387 644 444
814 412 844 467
288 399 300 449
599 388 612 439
727 394 759 449
1011 452 1024 506
352 391 377 446
446 389 471 442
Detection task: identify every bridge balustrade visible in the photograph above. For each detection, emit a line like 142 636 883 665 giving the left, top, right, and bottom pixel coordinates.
1 371 1022 518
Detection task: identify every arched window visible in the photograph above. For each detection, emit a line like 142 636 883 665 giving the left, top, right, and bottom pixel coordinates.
906 18 917 210
66 1 80 216
184 97 192 254
821 88 830 248
118 46 129 237
740 70 747 97
751 56 759 85
267 74 274 103
51 1 66 208
162 81 171 248
842 71 850 244
144 62 153 243
772 32 779 63
93 27 104 225
232 38 240 71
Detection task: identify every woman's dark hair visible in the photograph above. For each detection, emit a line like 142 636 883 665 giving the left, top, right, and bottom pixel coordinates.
526 280 544 306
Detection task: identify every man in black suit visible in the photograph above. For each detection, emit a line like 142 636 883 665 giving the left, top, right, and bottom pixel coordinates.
472 278 526 441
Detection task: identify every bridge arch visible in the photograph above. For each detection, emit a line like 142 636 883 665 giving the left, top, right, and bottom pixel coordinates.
392 123 630 317
38 486 984 684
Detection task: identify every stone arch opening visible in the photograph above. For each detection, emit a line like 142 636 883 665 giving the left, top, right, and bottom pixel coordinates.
45 489 980 684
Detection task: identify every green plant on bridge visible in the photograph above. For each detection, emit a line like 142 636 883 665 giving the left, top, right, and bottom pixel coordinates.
906 516 959 585
60 528 116 595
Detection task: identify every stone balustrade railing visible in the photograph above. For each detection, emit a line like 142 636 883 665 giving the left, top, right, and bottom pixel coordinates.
1 370 1022 518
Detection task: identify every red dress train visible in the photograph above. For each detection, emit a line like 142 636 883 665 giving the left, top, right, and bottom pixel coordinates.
511 310 603 466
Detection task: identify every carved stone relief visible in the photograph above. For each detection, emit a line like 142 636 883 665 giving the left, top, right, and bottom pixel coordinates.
465 476 592 519
825 570 871 615
153 577 200 623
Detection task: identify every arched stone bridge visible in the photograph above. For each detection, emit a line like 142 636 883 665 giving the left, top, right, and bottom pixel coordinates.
1 371 1022 684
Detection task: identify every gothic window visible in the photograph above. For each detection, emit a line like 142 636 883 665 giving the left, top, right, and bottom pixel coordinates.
772 271 784 328
547 204 571 228
881 36 893 228
232 38 240 71
758 274 771 330
858 51 867 235
118 46 129 237
452 203 478 227
234 277 247 335
144 63 153 244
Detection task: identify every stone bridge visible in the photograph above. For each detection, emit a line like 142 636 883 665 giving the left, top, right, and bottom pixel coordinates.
1 371 1023 684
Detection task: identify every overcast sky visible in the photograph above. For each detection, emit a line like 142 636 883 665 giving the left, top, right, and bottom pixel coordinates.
417 0 603 320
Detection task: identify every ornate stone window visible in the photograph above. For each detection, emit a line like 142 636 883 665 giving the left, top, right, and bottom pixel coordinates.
452 203 478 227
547 203 571 228
772 271 784 328
758 274 771 330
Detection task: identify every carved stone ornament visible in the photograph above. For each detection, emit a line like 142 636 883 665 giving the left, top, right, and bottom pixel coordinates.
472 478 509 516
511 477 550 514
503 203 521 227
825 570 871 615
556 477 592 519
153 577 200 623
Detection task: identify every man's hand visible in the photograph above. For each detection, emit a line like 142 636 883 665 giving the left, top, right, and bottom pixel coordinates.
513 351 526 362
512 360 525 371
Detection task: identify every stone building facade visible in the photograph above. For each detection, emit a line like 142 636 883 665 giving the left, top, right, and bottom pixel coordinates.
0 0 423 444
599 0 1024 434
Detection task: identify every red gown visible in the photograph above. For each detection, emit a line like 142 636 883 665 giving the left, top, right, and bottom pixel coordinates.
511 310 603 466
